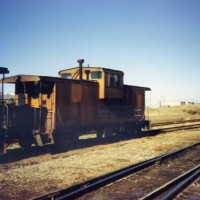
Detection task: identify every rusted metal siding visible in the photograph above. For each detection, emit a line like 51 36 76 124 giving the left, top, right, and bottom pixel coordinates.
55 80 98 129
124 86 146 108
56 80 74 128
105 87 123 99
80 82 98 125
133 90 144 109
41 90 55 134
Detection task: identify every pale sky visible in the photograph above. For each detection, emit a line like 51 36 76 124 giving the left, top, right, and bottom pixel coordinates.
1 0 200 104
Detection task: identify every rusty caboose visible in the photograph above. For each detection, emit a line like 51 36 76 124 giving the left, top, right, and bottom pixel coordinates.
0 60 150 153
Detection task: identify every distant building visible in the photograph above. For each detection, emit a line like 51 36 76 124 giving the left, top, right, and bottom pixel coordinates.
0 92 15 102
181 101 200 106
160 102 180 108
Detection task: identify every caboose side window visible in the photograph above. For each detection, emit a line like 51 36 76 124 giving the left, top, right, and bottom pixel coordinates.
16 81 54 97
61 73 71 79
108 74 120 87
90 71 102 79
16 82 40 98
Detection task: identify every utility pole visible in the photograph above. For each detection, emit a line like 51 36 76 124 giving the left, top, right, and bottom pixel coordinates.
0 67 9 154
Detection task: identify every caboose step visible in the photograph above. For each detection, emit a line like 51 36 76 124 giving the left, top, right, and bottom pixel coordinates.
35 133 52 146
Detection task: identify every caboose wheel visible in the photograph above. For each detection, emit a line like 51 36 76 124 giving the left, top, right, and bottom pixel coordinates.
97 127 104 139
18 137 34 149
18 132 34 149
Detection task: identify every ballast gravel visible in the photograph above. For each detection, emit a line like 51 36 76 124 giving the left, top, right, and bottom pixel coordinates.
0 129 200 200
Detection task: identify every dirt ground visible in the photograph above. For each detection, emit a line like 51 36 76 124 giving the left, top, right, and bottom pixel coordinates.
0 125 200 200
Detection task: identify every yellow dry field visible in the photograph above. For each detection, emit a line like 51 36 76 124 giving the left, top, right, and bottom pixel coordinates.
148 105 200 123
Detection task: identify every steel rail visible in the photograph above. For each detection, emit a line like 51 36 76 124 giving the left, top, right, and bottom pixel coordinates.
144 124 200 137
152 119 200 127
157 123 200 133
140 165 200 200
33 142 200 200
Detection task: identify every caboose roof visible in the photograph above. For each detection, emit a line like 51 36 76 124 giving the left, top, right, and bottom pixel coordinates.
0 74 97 84
1 75 57 83
58 66 124 75
124 84 151 91
1 75 150 91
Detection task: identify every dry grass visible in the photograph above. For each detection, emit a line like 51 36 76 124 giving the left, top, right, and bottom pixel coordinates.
148 105 200 116
147 105 200 123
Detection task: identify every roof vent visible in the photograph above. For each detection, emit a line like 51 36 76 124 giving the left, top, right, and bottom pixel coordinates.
77 59 84 80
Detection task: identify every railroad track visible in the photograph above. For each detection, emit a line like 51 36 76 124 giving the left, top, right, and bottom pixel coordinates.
151 123 200 133
151 118 200 127
34 142 200 200
141 165 200 200
139 123 200 138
